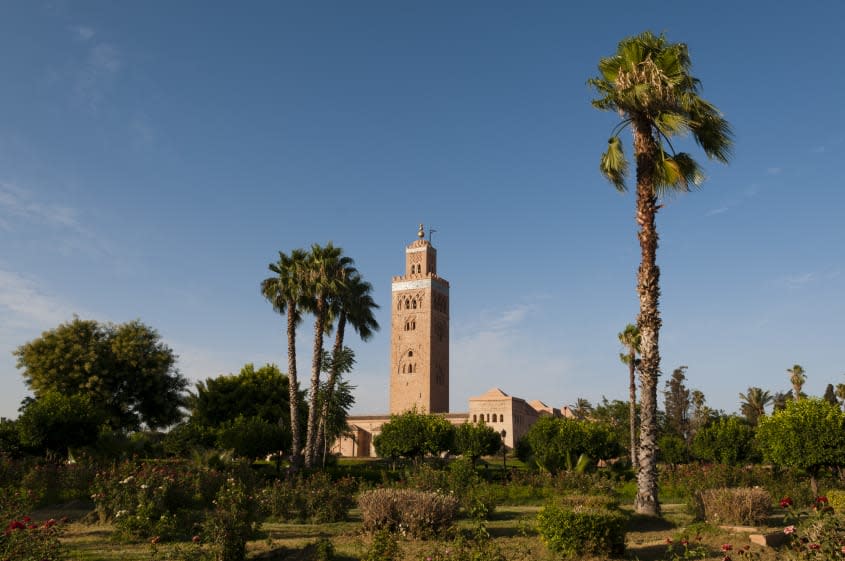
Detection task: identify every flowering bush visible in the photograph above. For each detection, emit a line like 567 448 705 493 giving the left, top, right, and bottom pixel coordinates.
202 477 261 561
358 488 459 538
777 495 844 560
256 471 356 523
1 516 66 561
91 460 225 540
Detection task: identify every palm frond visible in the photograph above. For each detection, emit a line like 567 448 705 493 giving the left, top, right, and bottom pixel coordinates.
689 99 733 163
600 136 628 192
654 151 704 195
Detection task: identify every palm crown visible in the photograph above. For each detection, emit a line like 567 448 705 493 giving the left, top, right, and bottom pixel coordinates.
589 31 732 194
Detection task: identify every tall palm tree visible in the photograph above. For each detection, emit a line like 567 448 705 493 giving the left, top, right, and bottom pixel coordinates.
738 386 773 426
835 383 845 411
315 271 379 457
302 242 353 467
590 31 732 516
787 364 806 401
618 323 640 468
261 248 309 467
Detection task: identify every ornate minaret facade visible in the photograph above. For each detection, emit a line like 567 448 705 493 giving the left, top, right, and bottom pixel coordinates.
389 225 450 413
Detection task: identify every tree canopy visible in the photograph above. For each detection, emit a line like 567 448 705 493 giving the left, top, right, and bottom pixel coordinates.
519 416 620 474
373 410 454 461
756 398 845 495
14 318 187 431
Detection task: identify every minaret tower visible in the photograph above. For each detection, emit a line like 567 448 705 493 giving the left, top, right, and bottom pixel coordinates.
389 224 450 413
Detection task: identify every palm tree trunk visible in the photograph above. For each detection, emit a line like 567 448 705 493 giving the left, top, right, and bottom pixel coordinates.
304 295 327 468
628 354 638 469
287 301 302 469
633 118 662 517
316 311 346 460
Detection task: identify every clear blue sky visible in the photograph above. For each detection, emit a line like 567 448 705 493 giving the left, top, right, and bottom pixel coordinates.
2 1 844 421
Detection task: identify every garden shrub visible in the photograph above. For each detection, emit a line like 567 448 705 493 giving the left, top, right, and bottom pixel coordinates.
552 493 620 511
781 505 845 560
536 503 627 558
1 516 67 561
360 528 401 561
257 472 356 523
405 460 496 520
700 487 771 525
824 489 845 513
91 460 226 540
358 487 459 538
202 477 261 561
20 460 97 505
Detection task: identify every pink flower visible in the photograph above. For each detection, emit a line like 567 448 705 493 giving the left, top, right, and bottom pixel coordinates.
192 535 201 543
808 543 820 550
784 525 795 535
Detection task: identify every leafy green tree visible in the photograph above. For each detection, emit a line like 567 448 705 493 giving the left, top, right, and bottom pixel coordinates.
657 434 688 467
757 398 845 496
454 421 502 465
520 416 620 474
14 318 186 431
689 389 712 440
663 366 691 442
0 418 23 457
592 398 632 459
262 248 310 466
216 415 290 460
16 392 104 457
191 363 296 428
373 410 454 462
823 383 837 406
738 387 773 426
590 31 732 515
691 416 756 465
618 323 640 467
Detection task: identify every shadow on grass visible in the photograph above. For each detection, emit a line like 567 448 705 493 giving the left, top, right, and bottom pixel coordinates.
626 514 677 533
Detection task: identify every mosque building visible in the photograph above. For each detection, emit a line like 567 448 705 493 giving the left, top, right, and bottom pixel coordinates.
333 225 571 457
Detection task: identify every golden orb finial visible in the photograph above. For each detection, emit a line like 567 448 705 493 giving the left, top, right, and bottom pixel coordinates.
417 223 425 239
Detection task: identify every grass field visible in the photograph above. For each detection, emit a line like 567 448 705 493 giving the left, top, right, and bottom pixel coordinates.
37 501 789 561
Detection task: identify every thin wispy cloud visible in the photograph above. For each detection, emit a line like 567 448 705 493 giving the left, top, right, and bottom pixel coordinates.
784 272 816 288
766 167 782 175
72 25 95 41
0 270 79 330
74 42 122 111
450 302 573 408
0 181 79 230
705 207 729 216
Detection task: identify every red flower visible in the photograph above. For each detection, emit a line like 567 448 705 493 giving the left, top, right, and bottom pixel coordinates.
192 535 201 543
808 543 821 550
22 516 31 523
722 544 733 551
7 520 25 531
665 537 673 544
779 497 793 508
816 496 828 503
680 539 689 546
